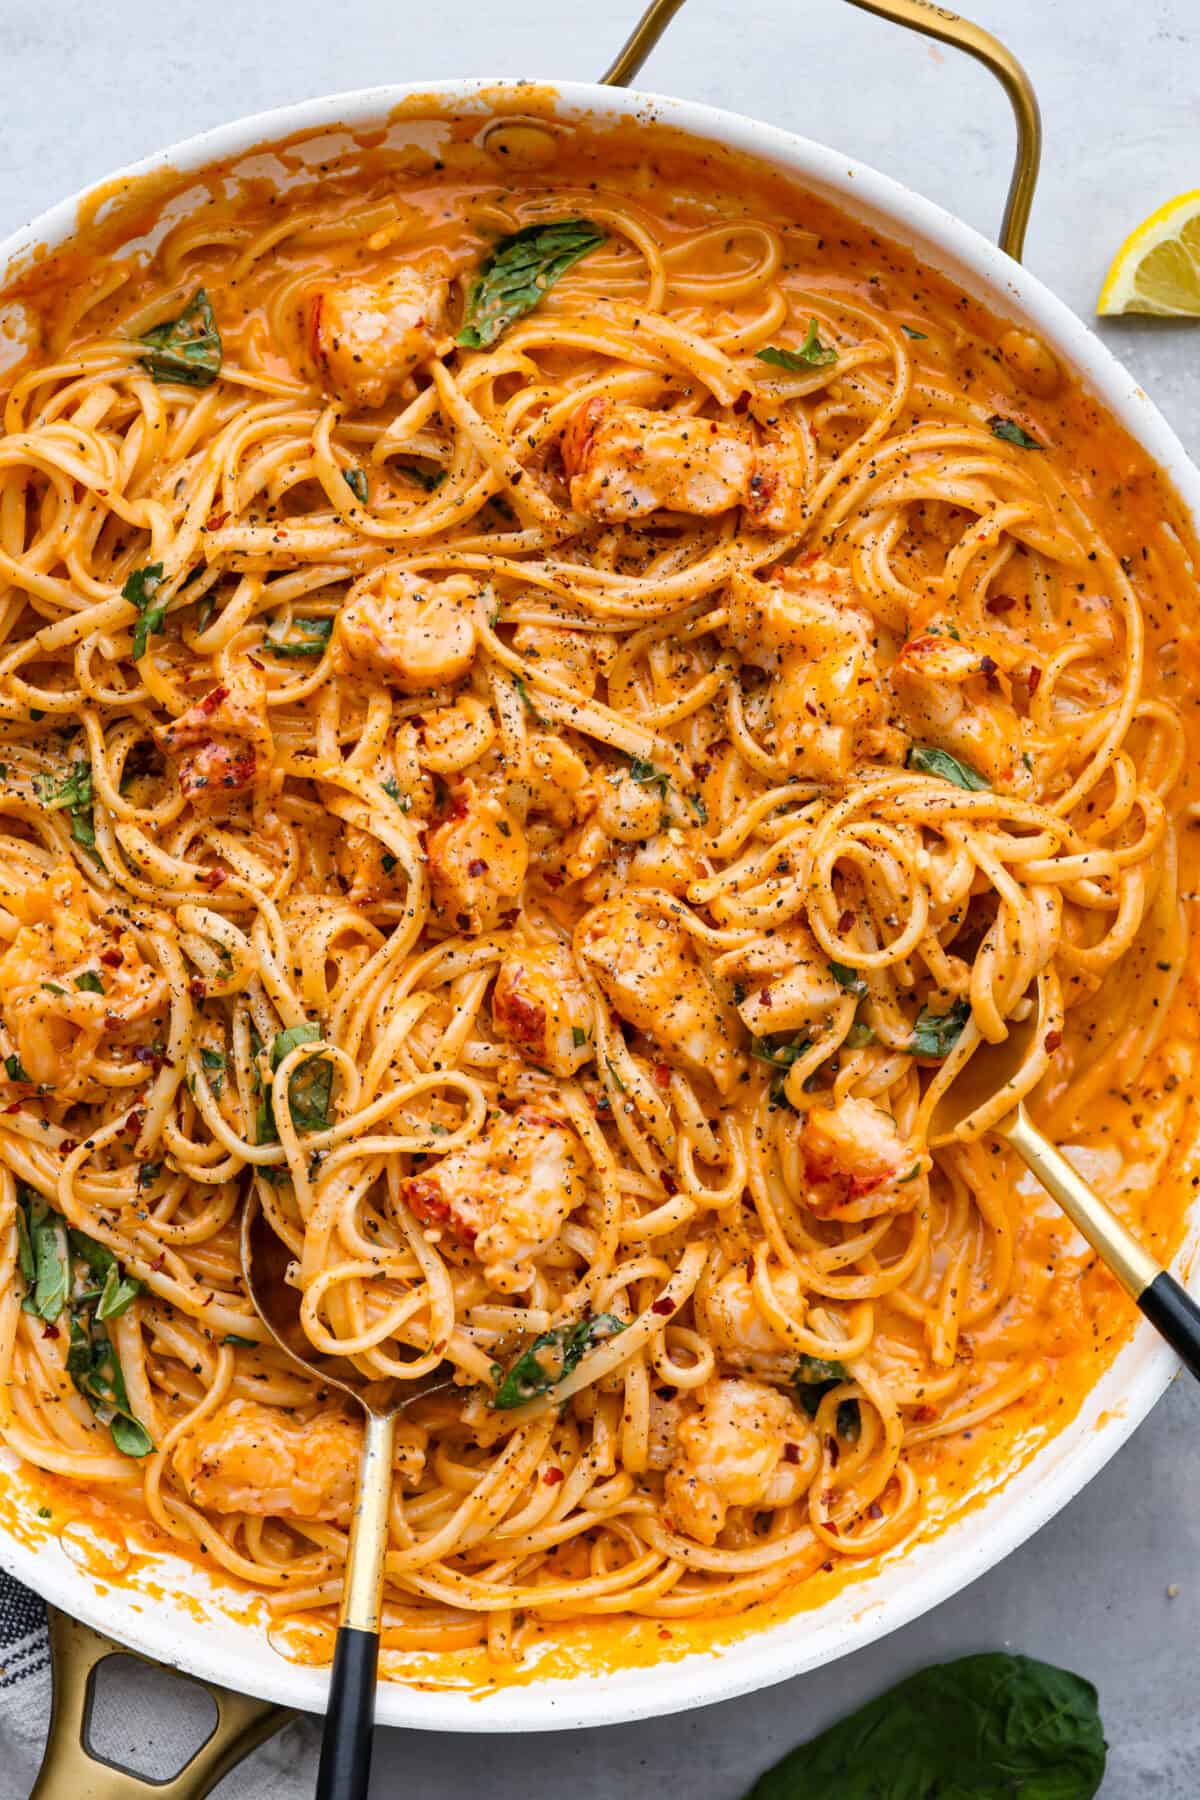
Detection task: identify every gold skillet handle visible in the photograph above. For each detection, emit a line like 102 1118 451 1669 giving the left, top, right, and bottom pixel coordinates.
601 0 1042 262
30 1610 290 1800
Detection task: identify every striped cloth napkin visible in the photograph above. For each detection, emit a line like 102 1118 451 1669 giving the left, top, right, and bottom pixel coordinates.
0 1566 315 1795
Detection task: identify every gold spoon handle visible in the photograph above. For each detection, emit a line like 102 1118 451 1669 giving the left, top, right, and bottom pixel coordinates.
599 0 1042 261
315 1410 396 1800
1006 1106 1200 1380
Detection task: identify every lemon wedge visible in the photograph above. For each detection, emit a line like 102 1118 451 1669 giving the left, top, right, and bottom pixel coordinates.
1097 189 1200 317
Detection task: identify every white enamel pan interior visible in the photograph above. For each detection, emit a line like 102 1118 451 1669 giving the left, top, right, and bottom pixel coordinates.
1 78 1198 1732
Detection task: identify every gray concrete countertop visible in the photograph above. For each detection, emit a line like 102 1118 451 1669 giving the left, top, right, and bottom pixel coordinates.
2 2 1197 1793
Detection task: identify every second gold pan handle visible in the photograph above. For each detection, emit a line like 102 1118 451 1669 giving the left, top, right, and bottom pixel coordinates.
602 0 1042 263
30 1610 291 1800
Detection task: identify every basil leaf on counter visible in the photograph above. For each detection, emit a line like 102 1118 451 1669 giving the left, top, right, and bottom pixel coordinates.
458 219 605 349
139 288 222 387
906 743 990 791
743 1652 1106 1799
492 1313 625 1409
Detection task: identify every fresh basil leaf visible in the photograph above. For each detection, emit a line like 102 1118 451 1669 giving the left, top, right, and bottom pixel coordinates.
122 562 167 661
31 1211 68 1323
110 1414 155 1456
139 288 222 388
262 616 333 658
910 996 972 1059
571 1026 588 1048
267 1025 332 1133
492 1313 625 1409
906 743 990 791
67 1229 115 1276
458 219 606 349
828 962 866 996
34 759 97 849
96 1262 141 1322
343 467 369 506
67 1307 154 1456
989 414 1042 450
222 1333 258 1348
14 1187 36 1284
751 1033 812 1109
41 982 68 996
743 1652 1105 1799
402 464 446 491
604 1055 627 1094
901 325 928 340
200 1047 226 1072
137 1162 162 1190
756 319 837 371
4 1053 30 1083
793 1355 852 1421
74 971 104 994
627 757 670 795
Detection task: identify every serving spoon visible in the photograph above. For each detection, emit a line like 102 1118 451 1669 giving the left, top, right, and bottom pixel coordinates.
929 1006 1200 1380
240 1201 452 1800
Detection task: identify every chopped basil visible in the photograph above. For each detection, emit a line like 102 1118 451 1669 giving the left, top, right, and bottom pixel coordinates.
123 562 167 661
905 743 990 791
137 1161 162 1190
909 996 971 1059
512 673 548 724
604 1056 627 1094
901 325 928 340
989 414 1042 450
744 1653 1106 1799
262 616 333 658
402 464 447 492
828 961 866 996
139 288 222 388
67 1307 153 1456
96 1262 142 1322
74 970 104 994
793 1356 858 1436
571 1026 588 1048
261 1023 333 1135
897 1161 924 1184
19 1189 69 1322
34 759 97 851
381 853 397 873
627 757 670 796
222 1333 258 1348
750 1033 811 1107
200 1047 226 1071
687 791 708 825
4 1053 30 1083
458 219 606 350
492 1313 625 1409
41 982 67 997
756 320 837 371
381 775 403 801
343 467 369 506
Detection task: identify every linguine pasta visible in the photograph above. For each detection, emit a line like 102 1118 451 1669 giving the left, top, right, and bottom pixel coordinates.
0 114 1196 1676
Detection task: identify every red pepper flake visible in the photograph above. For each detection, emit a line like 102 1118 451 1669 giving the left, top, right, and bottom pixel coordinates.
543 871 563 890
914 1404 938 1423
782 1441 801 1465
100 948 123 968
467 859 489 878
150 1253 166 1272
196 686 229 718
188 979 207 1002
825 1519 840 1536
838 910 854 934
732 389 751 415
205 511 229 532
59 1138 77 1153
867 1500 883 1520
985 593 1016 614
1044 1029 1063 1053
651 1297 675 1317
542 1467 565 1487
201 866 227 889
826 1434 840 1468
652 1062 671 1090
42 1322 59 1339
5 1101 22 1114
821 1559 835 1572
660 1171 678 1196
410 714 427 730
1027 665 1042 695
125 1110 144 1136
